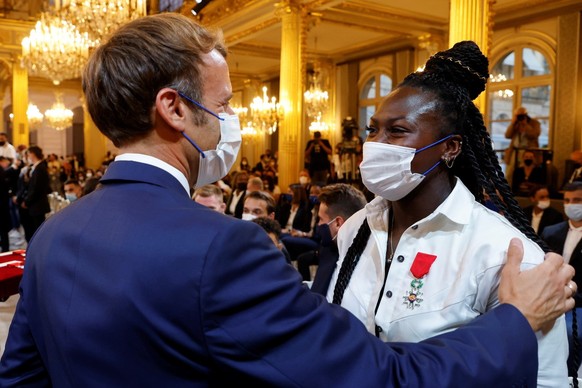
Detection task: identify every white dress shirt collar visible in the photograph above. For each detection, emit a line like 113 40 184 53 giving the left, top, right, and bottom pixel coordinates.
115 153 190 195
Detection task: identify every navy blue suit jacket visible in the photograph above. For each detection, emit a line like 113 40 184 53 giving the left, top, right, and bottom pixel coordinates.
542 221 582 306
1 160 538 387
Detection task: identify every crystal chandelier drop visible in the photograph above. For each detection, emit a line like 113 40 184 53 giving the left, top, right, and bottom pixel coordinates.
21 13 91 85
241 121 258 143
489 74 514 99
308 114 329 133
45 94 74 131
27 103 44 129
304 71 329 119
56 0 147 45
250 86 283 135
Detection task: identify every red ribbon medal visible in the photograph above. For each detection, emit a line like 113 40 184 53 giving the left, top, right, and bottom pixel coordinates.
402 252 437 309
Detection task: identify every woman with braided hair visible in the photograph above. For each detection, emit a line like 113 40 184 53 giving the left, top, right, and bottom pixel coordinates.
326 41 567 386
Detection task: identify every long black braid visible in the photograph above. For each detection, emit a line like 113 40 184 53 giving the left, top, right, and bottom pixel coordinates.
332 219 370 304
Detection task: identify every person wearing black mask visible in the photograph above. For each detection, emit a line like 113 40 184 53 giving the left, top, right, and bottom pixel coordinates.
512 150 545 196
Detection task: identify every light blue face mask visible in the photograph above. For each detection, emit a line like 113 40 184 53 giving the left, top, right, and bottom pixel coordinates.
65 193 77 202
177 91 242 188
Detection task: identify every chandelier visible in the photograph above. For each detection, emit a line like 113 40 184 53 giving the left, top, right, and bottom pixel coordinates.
27 103 44 129
241 121 258 143
232 104 248 119
489 74 514 99
21 13 91 85
45 94 74 131
308 115 329 133
304 71 329 119
56 0 147 45
250 86 283 135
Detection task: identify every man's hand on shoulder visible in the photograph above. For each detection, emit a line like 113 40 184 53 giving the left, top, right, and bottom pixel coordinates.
499 238 575 333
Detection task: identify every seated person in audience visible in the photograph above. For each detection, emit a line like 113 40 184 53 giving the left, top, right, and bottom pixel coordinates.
193 184 226 214
225 170 248 218
242 190 276 221
522 185 563 236
64 179 83 203
261 175 277 199
541 181 582 377
252 216 291 263
246 176 264 193
277 184 313 237
309 184 322 205
297 169 312 196
297 183 367 292
512 150 545 197
253 153 270 174
277 184 319 266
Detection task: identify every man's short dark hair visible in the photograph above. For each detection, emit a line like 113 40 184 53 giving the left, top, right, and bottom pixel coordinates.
82 13 226 147
27 146 43 160
252 217 282 239
318 183 367 220
528 184 548 198
245 190 276 215
64 179 81 187
563 182 582 192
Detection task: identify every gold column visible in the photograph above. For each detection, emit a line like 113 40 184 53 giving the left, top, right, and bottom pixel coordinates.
12 59 28 146
83 102 107 170
448 0 494 111
277 0 304 192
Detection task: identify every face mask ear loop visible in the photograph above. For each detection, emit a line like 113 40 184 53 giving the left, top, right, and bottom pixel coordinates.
182 132 206 159
422 160 442 176
414 133 454 154
177 91 224 121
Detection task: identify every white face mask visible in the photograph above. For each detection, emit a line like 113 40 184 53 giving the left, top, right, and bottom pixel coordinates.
241 213 257 221
299 176 309 185
194 113 241 188
565 204 582 222
537 200 550 210
65 193 78 202
360 135 451 201
179 92 242 189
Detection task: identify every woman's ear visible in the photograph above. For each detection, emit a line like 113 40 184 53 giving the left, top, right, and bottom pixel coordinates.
442 134 463 167
155 88 188 132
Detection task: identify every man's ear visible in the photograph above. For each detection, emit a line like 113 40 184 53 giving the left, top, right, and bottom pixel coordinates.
155 88 188 132
336 216 346 228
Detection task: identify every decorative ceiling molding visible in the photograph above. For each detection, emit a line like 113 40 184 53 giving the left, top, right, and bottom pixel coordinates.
228 42 281 59
224 18 279 45
494 0 582 30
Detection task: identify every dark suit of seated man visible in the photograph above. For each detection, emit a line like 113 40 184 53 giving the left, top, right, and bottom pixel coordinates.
0 13 575 387
298 183 367 293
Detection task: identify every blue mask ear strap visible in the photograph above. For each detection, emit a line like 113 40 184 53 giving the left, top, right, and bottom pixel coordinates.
422 160 442 176
177 91 224 121
415 134 454 154
182 132 206 158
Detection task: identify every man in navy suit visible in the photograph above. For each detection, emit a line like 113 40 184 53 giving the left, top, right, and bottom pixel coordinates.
298 183 367 291
542 181 582 376
0 13 576 387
